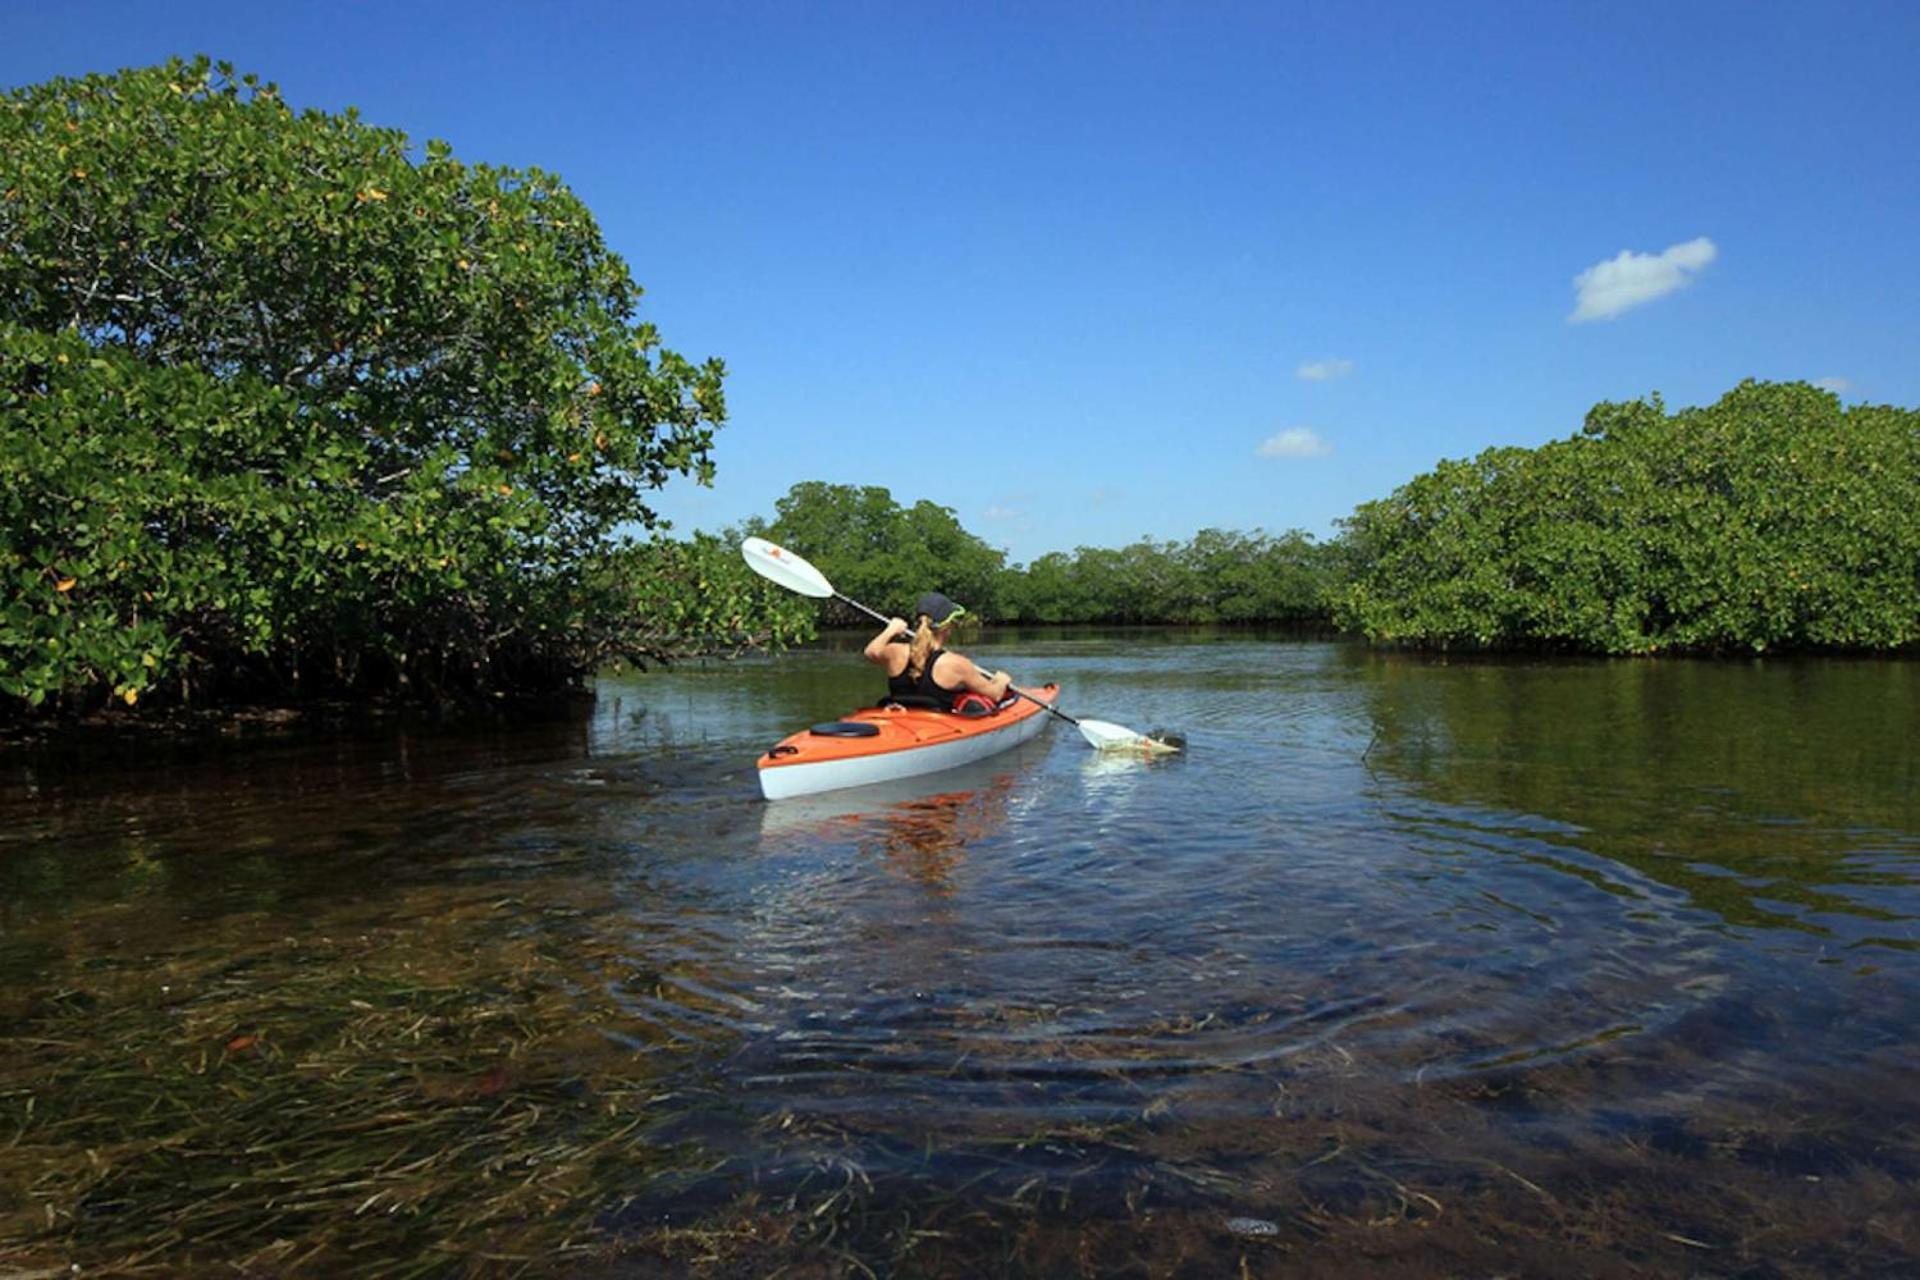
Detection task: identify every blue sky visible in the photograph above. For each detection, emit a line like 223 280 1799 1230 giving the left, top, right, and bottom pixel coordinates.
8 2 1918 563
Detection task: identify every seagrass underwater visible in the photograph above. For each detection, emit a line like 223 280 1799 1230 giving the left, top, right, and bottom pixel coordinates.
2 635 1915 1276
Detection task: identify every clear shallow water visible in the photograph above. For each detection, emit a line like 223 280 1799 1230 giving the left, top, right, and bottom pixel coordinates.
2 634 1916 1276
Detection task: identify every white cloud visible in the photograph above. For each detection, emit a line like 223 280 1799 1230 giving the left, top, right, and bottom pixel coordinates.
1568 236 1717 323
1256 427 1331 458
981 504 1022 520
1814 376 1852 393
1297 357 1355 382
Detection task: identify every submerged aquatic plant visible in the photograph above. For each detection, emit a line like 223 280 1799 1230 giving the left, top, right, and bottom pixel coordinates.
0 888 702 1275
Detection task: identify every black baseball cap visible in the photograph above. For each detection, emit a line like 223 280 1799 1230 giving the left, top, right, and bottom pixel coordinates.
914 592 967 627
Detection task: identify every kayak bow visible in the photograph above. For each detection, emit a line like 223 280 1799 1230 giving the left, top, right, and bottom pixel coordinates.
758 684 1059 800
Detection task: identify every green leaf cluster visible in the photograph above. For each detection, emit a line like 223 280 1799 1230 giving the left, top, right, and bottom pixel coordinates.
1 58 745 713
1332 381 1920 653
591 530 816 664
755 482 1009 625
995 529 1338 624
754 482 1341 627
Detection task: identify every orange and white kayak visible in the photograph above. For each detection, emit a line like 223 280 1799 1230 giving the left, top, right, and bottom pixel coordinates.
758 684 1059 800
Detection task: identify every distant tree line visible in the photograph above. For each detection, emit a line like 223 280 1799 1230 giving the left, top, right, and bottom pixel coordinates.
744 484 1341 629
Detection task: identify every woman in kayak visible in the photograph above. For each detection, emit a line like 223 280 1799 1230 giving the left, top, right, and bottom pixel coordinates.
864 591 1016 711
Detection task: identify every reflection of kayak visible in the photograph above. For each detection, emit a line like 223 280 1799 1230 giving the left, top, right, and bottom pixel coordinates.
758 684 1059 800
756 756 1027 837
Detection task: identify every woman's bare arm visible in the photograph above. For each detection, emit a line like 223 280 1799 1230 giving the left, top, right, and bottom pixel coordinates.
939 651 1013 700
863 617 910 666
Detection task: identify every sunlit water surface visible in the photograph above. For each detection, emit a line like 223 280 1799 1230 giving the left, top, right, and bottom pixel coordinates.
2 634 1916 1276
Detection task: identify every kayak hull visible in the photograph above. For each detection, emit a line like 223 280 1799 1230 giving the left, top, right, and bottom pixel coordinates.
758 684 1058 800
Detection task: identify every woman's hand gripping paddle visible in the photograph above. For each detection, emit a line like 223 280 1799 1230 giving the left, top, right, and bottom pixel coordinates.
740 537 1180 754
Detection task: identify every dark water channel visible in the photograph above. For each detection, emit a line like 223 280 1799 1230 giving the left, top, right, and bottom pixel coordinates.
2 635 1916 1277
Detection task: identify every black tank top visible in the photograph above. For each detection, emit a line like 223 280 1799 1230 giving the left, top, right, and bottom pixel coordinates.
888 646 965 704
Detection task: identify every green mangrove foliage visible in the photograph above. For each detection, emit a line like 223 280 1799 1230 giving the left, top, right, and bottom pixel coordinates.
996 529 1339 624
754 482 1009 626
1 58 732 712
597 530 816 663
1334 381 1920 653
753 482 1341 627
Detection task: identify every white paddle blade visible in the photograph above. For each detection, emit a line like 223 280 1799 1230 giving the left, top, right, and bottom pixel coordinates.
740 537 834 598
1077 719 1169 752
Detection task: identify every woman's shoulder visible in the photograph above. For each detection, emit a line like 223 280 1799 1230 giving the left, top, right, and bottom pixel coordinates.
930 646 971 673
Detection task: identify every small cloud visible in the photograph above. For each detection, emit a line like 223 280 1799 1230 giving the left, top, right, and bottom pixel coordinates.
981 504 1022 520
1569 236 1717 323
1256 427 1331 458
1296 357 1355 382
1814 376 1852 393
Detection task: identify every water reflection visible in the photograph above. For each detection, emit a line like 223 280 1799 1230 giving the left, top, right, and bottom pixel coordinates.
756 764 1029 897
1351 652 1920 945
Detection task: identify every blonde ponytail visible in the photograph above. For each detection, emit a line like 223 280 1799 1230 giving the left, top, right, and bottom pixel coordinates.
907 614 936 678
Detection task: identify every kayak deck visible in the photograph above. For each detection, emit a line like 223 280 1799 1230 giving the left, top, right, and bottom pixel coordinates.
758 684 1058 800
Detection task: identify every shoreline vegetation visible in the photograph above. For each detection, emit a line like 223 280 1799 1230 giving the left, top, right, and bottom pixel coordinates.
4 59 1918 727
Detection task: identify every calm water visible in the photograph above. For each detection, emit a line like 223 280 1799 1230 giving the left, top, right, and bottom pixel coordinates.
2 634 1916 1277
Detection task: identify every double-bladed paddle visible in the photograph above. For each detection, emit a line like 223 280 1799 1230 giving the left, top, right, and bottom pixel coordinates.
741 537 1178 753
